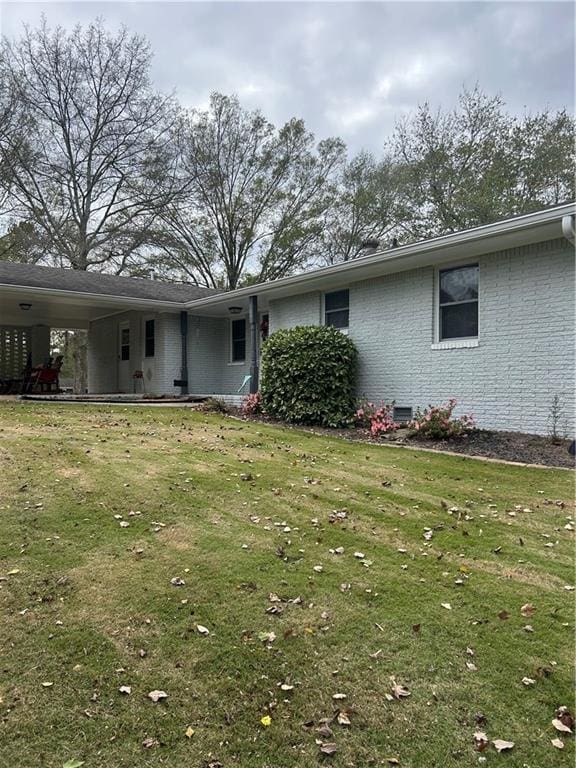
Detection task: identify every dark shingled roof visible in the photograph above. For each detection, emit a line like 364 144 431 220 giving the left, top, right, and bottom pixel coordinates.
0 262 221 303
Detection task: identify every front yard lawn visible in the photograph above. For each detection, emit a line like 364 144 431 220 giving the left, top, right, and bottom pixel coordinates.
0 402 573 767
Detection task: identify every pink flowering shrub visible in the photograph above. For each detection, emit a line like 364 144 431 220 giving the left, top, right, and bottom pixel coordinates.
241 392 262 415
355 400 399 436
408 398 476 439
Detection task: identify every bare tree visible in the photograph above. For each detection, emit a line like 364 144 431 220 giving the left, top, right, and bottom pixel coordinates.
157 93 345 289
0 18 181 273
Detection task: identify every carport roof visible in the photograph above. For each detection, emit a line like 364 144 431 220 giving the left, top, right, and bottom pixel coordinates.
0 262 220 303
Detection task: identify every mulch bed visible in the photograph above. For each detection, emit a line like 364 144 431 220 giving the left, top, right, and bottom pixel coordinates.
232 411 574 469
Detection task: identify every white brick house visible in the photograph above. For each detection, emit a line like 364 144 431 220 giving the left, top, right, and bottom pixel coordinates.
1 204 574 436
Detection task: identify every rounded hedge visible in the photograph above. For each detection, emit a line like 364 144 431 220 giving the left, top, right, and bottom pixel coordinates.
260 325 358 427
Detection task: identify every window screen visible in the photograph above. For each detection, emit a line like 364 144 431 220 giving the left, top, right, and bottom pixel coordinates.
325 289 349 329
231 319 246 362
439 265 478 340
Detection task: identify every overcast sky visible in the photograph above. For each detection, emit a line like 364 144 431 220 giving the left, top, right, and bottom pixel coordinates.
1 1 573 154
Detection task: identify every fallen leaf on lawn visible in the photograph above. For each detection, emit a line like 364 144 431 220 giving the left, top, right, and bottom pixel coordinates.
332 693 347 700
555 706 574 730
520 603 535 617
354 552 365 559
257 631 276 643
319 742 338 755
170 577 185 586
474 731 489 751
280 683 294 691
337 710 351 726
466 662 477 671
384 693 394 701
185 726 195 738
196 625 210 635
317 724 333 738
497 610 509 620
441 603 452 610
412 624 421 633
142 737 159 748
62 761 85 768
147 690 168 702
492 739 515 752
521 677 535 686
119 521 130 528
391 680 411 699
42 682 54 688
551 738 564 749
118 685 132 694
385 759 400 766
552 718 572 734
313 565 323 573
260 715 272 726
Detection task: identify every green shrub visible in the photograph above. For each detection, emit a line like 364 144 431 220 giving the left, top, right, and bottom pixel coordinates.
260 325 358 427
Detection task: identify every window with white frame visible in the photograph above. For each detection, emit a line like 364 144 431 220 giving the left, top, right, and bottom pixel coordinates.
231 318 246 362
438 264 479 340
324 289 349 330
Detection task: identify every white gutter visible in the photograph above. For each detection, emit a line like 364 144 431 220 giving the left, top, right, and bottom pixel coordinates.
562 214 575 244
184 202 575 309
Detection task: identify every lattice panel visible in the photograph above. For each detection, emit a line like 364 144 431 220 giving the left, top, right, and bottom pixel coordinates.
0 327 31 378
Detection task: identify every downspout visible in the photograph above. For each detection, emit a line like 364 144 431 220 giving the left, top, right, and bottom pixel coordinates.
249 295 259 393
179 311 188 395
562 214 575 245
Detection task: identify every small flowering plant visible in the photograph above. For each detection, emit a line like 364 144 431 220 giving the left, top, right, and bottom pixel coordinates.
408 398 476 440
355 399 400 436
241 392 262 415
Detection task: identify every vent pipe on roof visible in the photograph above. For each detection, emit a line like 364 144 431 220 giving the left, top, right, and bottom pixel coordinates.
562 214 575 245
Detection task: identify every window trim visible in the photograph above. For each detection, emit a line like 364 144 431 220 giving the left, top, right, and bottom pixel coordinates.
323 288 350 331
144 317 155 358
229 317 247 364
436 263 479 343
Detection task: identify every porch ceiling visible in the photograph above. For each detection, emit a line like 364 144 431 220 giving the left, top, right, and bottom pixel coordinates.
0 285 181 329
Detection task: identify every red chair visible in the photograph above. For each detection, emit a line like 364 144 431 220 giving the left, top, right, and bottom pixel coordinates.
30 355 64 394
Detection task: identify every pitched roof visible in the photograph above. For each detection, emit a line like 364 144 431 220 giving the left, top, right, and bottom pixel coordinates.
0 262 220 302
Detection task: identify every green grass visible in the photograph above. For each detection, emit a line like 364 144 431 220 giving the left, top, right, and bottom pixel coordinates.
0 401 573 768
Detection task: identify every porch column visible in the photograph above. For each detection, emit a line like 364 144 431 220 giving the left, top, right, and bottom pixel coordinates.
249 294 259 393
179 311 189 395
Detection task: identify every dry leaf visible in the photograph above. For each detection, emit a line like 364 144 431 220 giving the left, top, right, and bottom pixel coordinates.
520 603 535 617
142 737 159 748
41 681 54 688
552 718 572 734
551 738 564 749
170 577 185 586
196 624 210 635
497 610 509 620
337 710 351 726
555 706 574 730
474 731 489 751
391 681 411 699
521 677 535 686
332 693 347 700
185 726 195 738
118 685 132 694
147 690 168 702
319 742 338 755
260 715 272 726
492 739 515 752
441 603 452 610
